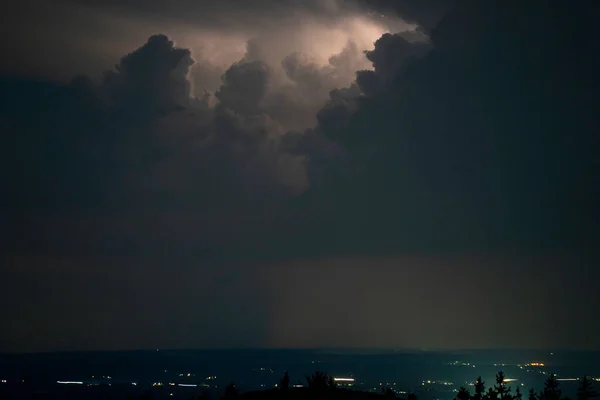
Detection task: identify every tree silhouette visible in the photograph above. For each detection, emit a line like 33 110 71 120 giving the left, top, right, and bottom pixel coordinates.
540 374 561 400
487 387 499 400
516 387 523 400
329 376 336 389
529 388 539 400
222 383 238 400
577 376 599 400
494 371 512 400
383 387 396 398
407 393 417 400
280 371 290 392
306 371 336 391
456 386 471 400
198 391 211 400
473 377 486 400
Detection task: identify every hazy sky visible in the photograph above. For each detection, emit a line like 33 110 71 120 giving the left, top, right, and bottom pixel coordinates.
1 0 599 352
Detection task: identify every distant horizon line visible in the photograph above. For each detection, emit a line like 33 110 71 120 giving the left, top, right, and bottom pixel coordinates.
2 347 599 356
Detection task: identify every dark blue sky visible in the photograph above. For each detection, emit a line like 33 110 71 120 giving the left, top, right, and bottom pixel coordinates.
1 0 599 352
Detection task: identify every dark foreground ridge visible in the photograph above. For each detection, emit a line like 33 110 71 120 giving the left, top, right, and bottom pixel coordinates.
240 387 392 400
0 368 598 400
205 371 417 400
138 370 599 400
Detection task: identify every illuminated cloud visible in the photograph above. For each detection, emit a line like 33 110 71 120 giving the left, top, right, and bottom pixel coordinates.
1 0 416 81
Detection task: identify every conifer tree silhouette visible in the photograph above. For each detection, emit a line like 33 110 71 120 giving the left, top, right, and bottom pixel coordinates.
577 376 598 400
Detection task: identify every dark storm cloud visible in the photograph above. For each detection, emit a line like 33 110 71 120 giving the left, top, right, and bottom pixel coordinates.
1 0 600 352
4 0 597 257
284 0 600 255
0 33 305 219
356 33 431 95
216 60 270 116
1 31 309 352
102 34 194 114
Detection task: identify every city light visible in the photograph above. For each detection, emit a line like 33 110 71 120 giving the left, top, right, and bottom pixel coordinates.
11 354 599 396
423 380 453 386
450 361 472 367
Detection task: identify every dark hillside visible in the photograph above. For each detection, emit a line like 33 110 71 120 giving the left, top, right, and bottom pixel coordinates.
241 388 393 400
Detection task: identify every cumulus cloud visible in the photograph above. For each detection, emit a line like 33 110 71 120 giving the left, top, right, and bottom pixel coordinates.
356 32 431 95
216 60 271 116
1 0 421 141
286 0 600 253
278 31 431 188
0 33 308 217
103 34 194 114
3 0 598 259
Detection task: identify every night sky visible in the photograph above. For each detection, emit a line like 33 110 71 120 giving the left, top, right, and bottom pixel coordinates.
1 0 599 353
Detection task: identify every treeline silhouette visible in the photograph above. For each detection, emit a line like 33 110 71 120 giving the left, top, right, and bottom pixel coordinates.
133 370 598 400
218 370 415 400
454 372 598 400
